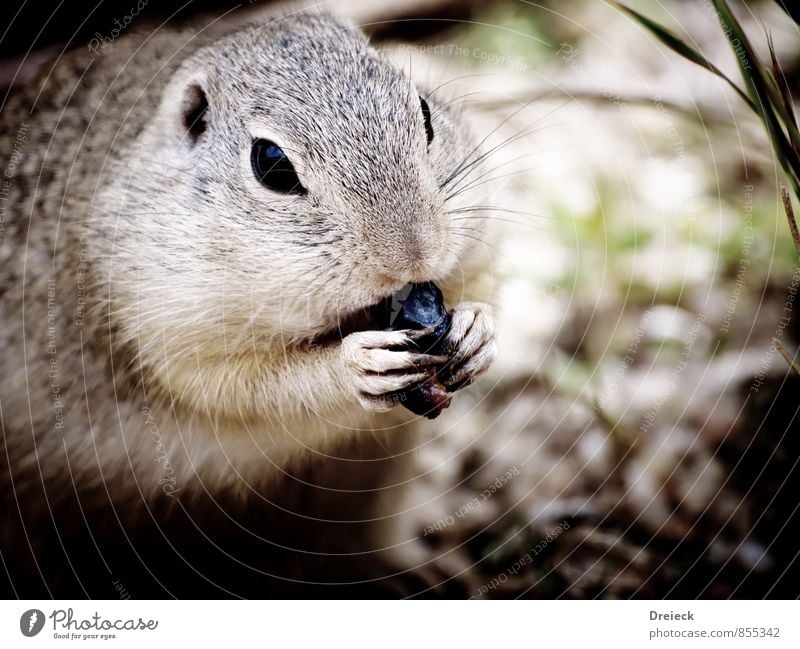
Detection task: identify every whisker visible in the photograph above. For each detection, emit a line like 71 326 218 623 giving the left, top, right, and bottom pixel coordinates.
442 114 565 197
448 229 496 250
447 205 551 220
445 163 547 202
443 151 537 200
421 71 495 103
440 88 561 190
448 225 493 245
430 91 483 119
451 214 546 231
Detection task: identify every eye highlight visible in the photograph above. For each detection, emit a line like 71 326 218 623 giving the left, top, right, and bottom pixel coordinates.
250 139 306 195
420 96 434 146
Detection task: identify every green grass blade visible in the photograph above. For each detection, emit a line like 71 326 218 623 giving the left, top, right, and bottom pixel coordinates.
767 33 798 149
781 186 800 258
774 337 800 375
712 0 800 196
773 1 800 25
605 0 755 111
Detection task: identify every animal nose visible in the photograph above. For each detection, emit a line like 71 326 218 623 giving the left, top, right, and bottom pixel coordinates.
402 231 440 278
370 225 446 284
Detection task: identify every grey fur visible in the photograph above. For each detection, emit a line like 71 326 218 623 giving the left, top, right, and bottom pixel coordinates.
0 10 497 596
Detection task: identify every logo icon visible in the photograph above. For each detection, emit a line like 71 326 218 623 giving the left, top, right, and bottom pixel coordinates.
20 609 45 637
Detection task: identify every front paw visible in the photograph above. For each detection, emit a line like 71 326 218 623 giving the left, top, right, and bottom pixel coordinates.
342 330 447 412
440 302 497 391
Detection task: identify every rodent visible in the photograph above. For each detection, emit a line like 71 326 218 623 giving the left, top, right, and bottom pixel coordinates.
0 9 498 597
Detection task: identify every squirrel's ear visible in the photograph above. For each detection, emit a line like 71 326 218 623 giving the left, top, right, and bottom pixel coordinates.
180 81 209 144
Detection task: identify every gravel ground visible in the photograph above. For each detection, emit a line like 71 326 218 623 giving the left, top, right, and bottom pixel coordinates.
385 0 800 598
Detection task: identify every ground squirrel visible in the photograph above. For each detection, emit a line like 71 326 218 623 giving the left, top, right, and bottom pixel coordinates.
0 10 498 596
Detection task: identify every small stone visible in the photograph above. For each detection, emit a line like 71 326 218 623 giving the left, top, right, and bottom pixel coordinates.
374 282 452 418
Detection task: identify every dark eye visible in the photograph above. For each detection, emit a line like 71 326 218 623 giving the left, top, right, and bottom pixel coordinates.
250 139 306 195
420 96 434 145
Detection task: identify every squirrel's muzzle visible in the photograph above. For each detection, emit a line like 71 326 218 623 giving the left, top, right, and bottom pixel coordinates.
365 220 447 285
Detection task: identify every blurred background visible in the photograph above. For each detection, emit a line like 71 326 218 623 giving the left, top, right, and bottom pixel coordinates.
3 0 799 598
387 0 800 598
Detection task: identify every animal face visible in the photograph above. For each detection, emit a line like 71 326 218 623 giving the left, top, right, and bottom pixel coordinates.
103 13 485 359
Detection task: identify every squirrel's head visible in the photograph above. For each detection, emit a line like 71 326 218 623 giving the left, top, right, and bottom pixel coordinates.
97 12 489 364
